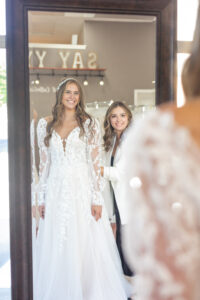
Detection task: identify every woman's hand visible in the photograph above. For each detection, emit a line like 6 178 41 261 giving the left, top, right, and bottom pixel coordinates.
100 166 104 176
39 204 45 219
91 205 102 221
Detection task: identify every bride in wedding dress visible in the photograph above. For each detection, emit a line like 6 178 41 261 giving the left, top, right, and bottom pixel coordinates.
33 78 132 300
122 2 200 299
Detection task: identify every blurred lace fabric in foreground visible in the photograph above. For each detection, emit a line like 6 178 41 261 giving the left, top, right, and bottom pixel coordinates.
122 110 200 300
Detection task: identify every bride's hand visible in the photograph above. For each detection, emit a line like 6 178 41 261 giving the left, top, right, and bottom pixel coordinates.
100 166 104 176
39 205 45 219
91 205 102 221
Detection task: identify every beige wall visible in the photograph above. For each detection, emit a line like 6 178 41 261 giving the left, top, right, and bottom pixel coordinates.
84 21 156 103
30 20 156 119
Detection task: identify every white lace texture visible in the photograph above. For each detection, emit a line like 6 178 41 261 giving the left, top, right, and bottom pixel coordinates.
36 118 104 206
85 118 105 205
33 116 134 300
36 118 51 205
123 111 200 300
30 119 39 205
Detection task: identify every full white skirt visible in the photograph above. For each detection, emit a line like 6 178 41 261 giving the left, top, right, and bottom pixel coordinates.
33 163 132 300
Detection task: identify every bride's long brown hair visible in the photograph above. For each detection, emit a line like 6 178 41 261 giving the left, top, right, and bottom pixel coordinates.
182 1 200 99
44 78 92 147
103 101 132 152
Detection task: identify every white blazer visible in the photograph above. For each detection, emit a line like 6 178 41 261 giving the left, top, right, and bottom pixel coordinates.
102 136 128 225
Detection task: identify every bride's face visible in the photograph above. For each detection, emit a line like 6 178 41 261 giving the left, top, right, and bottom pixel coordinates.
62 82 80 111
110 106 129 134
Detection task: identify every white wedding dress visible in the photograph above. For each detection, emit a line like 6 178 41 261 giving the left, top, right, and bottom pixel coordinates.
122 111 200 300
33 118 132 300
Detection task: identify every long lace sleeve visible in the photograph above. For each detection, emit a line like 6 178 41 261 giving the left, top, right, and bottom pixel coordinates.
123 112 200 300
86 118 104 206
30 119 37 205
37 118 51 205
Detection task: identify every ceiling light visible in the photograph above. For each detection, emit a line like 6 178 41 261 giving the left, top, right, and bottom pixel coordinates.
99 79 104 86
35 74 40 85
83 76 88 86
83 80 88 86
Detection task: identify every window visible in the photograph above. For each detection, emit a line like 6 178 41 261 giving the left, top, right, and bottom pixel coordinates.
0 1 11 300
177 0 199 107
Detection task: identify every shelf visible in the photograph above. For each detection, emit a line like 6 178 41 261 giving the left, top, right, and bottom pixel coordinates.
29 67 106 71
29 67 106 78
29 43 87 50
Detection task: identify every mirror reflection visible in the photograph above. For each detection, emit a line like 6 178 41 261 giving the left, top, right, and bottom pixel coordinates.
29 10 156 300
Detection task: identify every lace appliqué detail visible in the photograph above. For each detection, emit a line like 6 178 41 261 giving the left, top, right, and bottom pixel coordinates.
84 118 105 206
123 111 200 300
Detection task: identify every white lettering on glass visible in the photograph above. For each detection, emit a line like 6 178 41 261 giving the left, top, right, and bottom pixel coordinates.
72 52 84 69
59 52 70 68
88 52 97 69
35 50 47 68
29 50 33 68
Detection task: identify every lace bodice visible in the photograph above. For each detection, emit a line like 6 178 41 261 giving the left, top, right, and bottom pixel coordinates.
36 117 104 206
123 111 200 300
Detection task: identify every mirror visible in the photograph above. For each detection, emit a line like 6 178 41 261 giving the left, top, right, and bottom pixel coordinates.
6 1 177 299
29 11 157 298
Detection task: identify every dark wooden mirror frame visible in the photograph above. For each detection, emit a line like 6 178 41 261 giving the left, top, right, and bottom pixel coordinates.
6 0 177 299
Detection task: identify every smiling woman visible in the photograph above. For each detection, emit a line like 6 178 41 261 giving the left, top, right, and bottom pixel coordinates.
100 102 133 278
62 82 80 110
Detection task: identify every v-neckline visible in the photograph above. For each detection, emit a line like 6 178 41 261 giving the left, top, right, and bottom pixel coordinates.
53 126 79 153
42 117 90 152
53 126 79 141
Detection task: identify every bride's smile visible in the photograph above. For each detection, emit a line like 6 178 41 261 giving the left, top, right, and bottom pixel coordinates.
62 82 80 110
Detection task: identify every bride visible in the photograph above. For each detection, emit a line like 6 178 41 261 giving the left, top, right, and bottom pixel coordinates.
122 2 200 299
33 78 132 300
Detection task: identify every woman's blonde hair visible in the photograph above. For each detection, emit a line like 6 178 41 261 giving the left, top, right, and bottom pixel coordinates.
44 78 92 146
103 101 132 152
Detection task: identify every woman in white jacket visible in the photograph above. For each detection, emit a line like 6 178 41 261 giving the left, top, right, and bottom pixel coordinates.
101 101 133 277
